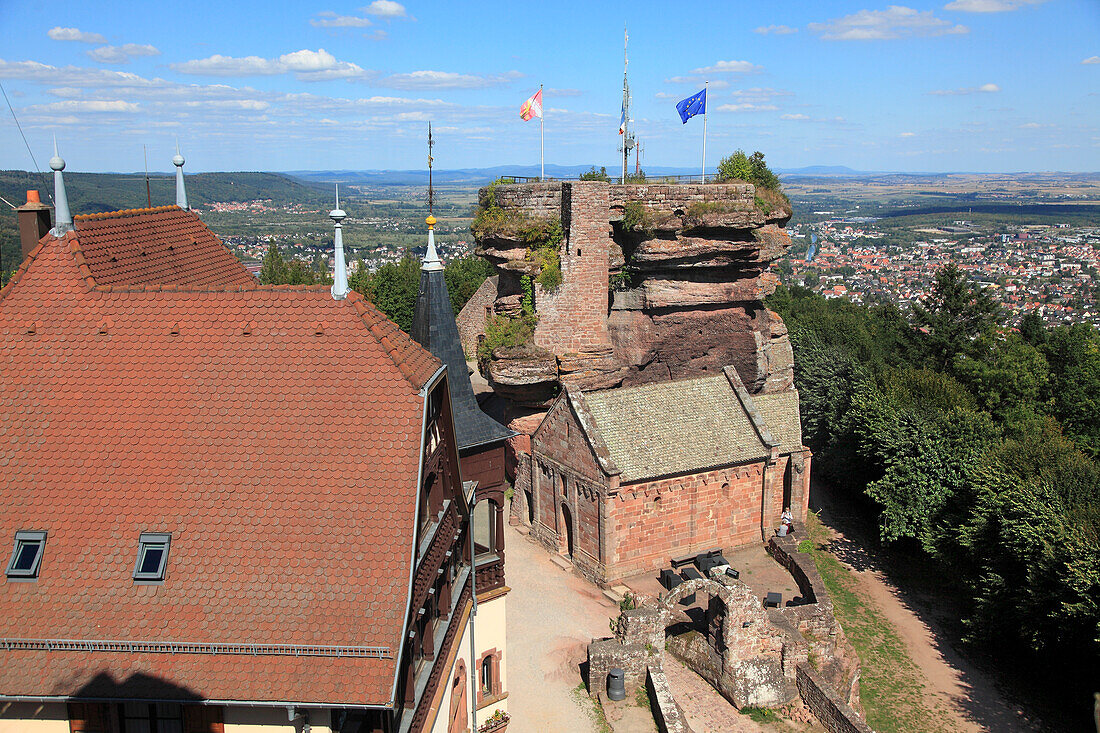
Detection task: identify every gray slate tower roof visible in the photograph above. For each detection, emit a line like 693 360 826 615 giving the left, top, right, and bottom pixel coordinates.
412 229 512 450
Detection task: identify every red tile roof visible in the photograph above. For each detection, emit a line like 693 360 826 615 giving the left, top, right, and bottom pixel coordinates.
71 206 256 289
0 225 443 705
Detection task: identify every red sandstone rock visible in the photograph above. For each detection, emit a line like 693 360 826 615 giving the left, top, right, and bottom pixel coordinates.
487 345 560 406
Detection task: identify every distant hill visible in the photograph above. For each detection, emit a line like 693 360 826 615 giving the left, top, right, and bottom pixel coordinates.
288 164 699 187
0 170 327 215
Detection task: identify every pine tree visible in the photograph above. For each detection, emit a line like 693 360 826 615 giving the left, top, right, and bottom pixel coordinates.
259 243 289 285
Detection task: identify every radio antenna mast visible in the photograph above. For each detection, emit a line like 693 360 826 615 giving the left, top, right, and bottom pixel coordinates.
619 26 635 184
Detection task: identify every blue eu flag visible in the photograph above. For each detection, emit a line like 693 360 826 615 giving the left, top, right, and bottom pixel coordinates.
676 88 706 124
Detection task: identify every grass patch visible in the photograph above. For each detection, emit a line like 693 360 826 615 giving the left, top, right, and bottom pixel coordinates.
804 513 957 733
476 314 538 362
634 685 650 709
570 683 613 733
740 706 779 723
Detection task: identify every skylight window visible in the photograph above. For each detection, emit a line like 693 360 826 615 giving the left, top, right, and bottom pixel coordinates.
133 533 171 582
6 530 46 580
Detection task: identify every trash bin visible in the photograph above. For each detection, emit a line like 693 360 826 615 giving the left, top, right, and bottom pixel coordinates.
607 667 626 701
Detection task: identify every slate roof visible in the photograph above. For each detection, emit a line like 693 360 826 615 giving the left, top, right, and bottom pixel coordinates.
72 206 256 289
0 221 442 706
753 391 803 455
576 372 802 483
412 267 511 451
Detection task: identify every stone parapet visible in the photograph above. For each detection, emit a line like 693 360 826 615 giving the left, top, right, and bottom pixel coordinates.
796 664 876 733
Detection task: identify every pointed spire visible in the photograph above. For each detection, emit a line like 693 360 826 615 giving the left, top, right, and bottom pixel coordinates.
329 184 349 300
49 136 72 236
421 123 443 272
173 139 189 210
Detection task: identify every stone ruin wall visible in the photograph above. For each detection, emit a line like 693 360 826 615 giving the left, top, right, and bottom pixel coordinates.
586 536 871 733
468 180 796 405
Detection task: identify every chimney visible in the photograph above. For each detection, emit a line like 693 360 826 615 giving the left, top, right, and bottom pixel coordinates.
17 191 52 260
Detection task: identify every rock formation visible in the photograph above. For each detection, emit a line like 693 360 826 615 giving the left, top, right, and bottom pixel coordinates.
462 180 795 405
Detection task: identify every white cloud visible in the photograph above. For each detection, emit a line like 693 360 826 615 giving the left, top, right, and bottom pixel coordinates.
782 113 811 120
364 1 407 17
899 131 916 136
943 0 1046 11
928 82 1001 95
87 44 161 65
1083 56 1100 65
717 103 778 112
311 11 371 28
665 77 730 88
729 87 791 102
378 69 523 89
690 60 760 75
546 88 582 97
47 27 107 44
809 6 968 40
171 49 367 81
368 30 389 41
754 25 797 35
27 100 140 113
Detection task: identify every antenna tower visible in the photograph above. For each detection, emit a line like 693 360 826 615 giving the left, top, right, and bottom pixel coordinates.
620 26 635 184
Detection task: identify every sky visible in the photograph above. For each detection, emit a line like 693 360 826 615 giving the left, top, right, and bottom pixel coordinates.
0 0 1097 174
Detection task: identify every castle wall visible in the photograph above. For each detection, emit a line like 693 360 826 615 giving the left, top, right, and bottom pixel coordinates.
533 181 612 355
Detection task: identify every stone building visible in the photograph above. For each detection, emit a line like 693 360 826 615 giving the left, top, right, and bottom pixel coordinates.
516 366 810 586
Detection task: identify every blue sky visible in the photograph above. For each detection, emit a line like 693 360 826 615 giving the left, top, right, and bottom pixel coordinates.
0 0 1097 173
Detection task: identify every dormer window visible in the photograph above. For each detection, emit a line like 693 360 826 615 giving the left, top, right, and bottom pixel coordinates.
133 533 171 583
6 531 46 580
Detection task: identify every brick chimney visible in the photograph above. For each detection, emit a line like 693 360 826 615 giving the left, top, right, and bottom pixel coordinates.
17 190 52 261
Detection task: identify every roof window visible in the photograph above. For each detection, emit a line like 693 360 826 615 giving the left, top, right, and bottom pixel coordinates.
133 533 171 583
6 530 46 580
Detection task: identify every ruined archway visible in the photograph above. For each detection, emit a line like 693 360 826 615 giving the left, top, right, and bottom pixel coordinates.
661 577 792 708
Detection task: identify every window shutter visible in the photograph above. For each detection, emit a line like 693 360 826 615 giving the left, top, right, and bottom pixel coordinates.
182 705 225 733
67 703 110 733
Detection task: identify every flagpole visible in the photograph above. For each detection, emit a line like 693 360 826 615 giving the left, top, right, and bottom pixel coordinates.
702 80 708 180
540 84 545 181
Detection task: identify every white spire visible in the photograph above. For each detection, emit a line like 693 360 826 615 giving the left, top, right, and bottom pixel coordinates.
422 215 443 272
173 140 189 210
49 135 72 235
329 184 349 300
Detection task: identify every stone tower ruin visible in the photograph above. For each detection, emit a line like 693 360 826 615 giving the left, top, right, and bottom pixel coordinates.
463 180 795 404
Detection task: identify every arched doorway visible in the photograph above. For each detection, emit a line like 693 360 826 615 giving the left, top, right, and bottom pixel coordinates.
448 660 467 733
560 503 574 558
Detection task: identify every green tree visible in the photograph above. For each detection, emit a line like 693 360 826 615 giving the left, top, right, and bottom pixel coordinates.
579 166 611 182
716 149 780 190
354 255 420 333
444 255 494 316
1042 324 1100 456
953 335 1050 424
258 243 289 285
910 263 1002 371
1018 310 1048 346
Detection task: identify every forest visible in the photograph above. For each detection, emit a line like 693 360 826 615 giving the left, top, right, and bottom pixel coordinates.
767 267 1099 723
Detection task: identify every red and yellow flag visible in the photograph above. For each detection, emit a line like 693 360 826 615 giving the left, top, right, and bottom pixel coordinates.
520 88 543 121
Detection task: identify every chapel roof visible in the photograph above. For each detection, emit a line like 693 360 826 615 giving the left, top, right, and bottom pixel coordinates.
0 214 442 706
572 368 802 483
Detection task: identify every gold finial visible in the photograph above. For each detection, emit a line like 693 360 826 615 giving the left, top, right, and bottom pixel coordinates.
426 214 436 229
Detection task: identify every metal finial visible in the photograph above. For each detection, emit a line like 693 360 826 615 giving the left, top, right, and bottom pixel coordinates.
330 183 348 300
173 140 188 209
427 122 435 218
50 136 72 234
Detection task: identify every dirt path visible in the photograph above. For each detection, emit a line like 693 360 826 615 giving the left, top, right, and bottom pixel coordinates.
503 523 620 733
815 500 1041 732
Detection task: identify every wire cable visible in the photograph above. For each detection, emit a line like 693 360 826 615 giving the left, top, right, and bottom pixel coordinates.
0 80 53 204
